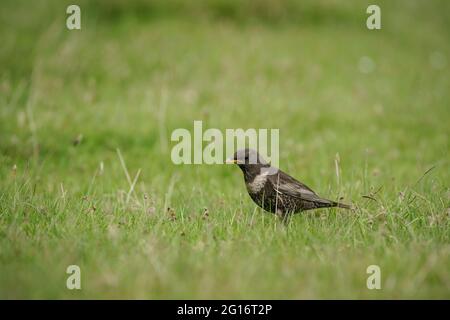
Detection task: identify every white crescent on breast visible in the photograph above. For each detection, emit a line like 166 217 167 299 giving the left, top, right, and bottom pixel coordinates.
246 171 270 193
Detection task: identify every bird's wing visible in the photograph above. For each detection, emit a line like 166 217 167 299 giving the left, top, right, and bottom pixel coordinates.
268 170 332 205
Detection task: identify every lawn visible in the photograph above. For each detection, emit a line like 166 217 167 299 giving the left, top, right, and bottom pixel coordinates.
0 0 449 299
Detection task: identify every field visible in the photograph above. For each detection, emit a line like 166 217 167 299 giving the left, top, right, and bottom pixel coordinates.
0 0 449 299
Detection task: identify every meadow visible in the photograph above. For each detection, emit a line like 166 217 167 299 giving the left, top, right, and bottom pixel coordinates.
0 0 449 299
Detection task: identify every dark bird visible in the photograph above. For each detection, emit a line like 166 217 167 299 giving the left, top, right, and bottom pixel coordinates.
226 149 350 219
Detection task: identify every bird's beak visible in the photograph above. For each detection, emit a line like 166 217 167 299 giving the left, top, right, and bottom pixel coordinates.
225 158 238 164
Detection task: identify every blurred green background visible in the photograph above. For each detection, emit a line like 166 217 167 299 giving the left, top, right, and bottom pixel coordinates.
0 0 449 298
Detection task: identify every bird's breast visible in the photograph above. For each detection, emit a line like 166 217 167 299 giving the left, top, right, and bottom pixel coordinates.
245 172 269 194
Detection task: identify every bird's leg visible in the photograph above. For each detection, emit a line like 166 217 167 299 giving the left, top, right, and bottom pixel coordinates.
276 209 283 219
276 209 291 225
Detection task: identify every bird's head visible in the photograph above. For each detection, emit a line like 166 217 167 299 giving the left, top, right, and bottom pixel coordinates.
226 148 270 178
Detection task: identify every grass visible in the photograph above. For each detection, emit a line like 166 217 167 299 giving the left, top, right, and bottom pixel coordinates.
0 0 449 299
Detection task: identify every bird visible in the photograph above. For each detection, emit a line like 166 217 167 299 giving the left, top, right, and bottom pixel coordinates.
226 148 350 219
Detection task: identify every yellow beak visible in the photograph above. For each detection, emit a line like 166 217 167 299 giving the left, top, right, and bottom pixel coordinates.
226 158 238 164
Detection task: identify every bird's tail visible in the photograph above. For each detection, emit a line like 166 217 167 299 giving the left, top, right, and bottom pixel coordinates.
331 201 351 209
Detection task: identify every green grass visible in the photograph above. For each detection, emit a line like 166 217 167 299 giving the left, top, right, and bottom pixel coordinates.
0 0 449 299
